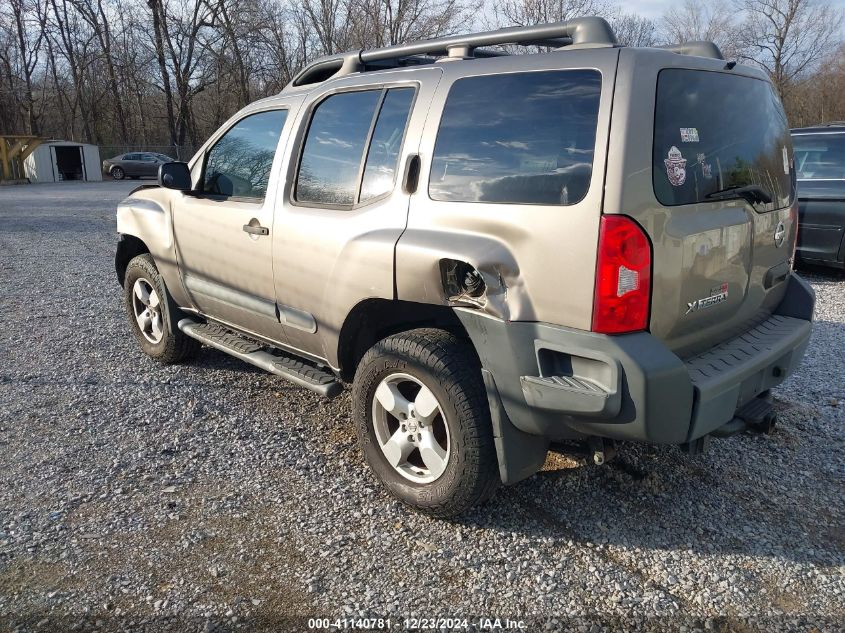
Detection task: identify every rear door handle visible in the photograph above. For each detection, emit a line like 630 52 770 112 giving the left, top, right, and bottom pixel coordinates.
243 224 269 236
402 154 421 194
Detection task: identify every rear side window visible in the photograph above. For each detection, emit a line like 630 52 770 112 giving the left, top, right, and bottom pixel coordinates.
296 87 415 207
360 89 415 202
203 109 287 200
429 70 602 205
653 69 792 209
792 134 845 180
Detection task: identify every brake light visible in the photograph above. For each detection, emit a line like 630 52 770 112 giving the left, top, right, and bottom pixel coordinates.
592 215 652 334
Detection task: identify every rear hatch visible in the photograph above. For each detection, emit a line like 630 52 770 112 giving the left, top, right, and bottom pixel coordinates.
607 57 798 357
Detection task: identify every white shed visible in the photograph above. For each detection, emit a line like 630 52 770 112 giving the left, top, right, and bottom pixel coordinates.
24 140 102 183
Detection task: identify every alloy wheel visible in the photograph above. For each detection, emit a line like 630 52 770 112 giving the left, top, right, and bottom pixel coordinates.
371 373 451 483
131 277 163 344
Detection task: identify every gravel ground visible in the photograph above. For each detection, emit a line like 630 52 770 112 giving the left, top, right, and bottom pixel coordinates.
0 181 843 633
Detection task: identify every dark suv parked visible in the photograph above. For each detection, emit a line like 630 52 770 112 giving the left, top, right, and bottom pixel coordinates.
791 124 845 269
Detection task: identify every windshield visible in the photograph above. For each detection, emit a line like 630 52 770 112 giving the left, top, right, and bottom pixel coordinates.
653 69 793 210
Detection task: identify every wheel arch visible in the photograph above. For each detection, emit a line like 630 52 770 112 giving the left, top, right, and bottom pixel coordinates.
336 298 474 382
115 234 150 286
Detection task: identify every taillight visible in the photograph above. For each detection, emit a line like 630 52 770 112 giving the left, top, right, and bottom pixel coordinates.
592 215 652 334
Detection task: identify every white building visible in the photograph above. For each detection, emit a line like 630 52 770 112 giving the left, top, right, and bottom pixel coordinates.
24 140 102 183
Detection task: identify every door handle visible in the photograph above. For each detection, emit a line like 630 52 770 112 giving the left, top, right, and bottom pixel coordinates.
243 224 269 236
403 154 421 194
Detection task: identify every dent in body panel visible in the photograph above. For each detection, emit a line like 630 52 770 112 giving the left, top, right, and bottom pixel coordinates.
395 229 532 321
397 50 619 331
115 188 191 307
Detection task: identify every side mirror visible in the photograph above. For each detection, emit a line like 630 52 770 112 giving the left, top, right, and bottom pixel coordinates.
158 161 192 191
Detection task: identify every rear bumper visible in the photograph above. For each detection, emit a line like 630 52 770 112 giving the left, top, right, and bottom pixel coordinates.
457 273 815 451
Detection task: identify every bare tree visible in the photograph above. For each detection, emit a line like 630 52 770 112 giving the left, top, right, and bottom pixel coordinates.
611 12 659 47
354 0 471 47
68 0 130 140
662 0 741 59
489 0 614 28
0 0 48 134
737 0 844 97
48 0 99 141
2 0 840 147
148 0 219 146
297 0 355 54
782 42 845 125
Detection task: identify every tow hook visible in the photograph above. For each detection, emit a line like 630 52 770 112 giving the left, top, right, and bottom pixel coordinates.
588 437 617 465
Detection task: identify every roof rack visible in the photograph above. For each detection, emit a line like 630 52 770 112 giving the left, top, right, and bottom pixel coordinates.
658 41 724 60
288 17 618 88
286 19 726 89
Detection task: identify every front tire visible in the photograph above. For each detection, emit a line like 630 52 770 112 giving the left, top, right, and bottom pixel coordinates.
111 166 125 180
123 254 199 364
352 328 499 518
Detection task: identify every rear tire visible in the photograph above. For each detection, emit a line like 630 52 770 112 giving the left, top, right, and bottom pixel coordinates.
123 254 199 364
111 166 125 180
352 328 499 518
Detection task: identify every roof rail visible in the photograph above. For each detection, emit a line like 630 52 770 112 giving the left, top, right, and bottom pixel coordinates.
658 41 724 60
288 17 618 88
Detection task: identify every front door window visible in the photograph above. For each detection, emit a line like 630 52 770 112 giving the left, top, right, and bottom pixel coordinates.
203 110 288 200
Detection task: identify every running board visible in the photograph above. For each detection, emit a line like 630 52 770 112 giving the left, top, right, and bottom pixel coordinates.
178 319 343 399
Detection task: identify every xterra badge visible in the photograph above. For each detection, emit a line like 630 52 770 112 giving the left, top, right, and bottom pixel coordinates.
686 283 729 315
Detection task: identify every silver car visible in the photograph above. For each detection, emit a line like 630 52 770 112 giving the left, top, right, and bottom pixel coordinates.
103 152 175 180
114 17 814 517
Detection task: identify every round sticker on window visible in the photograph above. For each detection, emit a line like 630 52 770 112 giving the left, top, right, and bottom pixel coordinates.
665 146 687 186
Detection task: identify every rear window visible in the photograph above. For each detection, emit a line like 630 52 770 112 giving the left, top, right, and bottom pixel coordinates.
792 133 845 180
429 70 601 205
653 69 793 209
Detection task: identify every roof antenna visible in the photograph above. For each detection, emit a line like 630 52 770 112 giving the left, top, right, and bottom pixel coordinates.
724 60 737 70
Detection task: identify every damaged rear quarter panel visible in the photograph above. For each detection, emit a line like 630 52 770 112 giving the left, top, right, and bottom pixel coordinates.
395 51 618 329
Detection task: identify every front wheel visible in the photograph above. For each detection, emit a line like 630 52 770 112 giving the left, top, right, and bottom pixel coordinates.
352 328 499 518
123 254 199 363
111 166 125 180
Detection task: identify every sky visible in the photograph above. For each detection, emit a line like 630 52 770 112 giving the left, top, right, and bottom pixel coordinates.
624 0 845 18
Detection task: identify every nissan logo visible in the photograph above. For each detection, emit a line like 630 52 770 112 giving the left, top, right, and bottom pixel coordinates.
774 221 786 248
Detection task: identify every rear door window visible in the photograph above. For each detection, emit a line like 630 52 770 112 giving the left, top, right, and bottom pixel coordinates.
792 133 845 180
653 69 793 209
360 88 415 202
429 70 602 205
296 87 415 207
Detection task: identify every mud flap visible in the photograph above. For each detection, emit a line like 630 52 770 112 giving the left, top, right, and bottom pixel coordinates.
482 369 549 484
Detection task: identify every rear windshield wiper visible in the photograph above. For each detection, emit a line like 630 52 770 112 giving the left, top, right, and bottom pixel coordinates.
705 184 773 205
